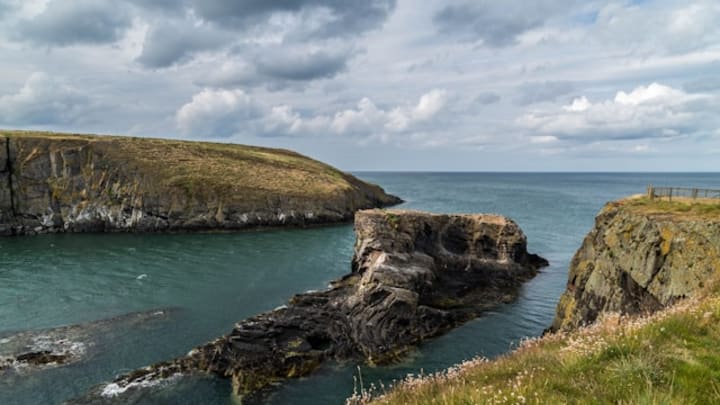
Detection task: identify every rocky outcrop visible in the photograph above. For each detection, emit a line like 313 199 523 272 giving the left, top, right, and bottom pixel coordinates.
551 197 720 332
0 131 401 236
0 309 174 375
91 210 547 399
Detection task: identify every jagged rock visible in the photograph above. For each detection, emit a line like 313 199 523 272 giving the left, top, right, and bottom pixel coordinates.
94 210 547 399
550 197 720 332
0 131 401 236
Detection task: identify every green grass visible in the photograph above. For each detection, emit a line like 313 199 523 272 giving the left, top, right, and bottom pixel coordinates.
611 196 720 220
353 280 720 405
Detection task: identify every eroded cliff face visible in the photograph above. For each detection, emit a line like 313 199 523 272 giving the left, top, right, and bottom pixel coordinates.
551 198 720 332
0 132 401 235
82 210 547 399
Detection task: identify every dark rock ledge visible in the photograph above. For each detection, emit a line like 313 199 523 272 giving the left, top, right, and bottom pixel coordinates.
90 210 547 399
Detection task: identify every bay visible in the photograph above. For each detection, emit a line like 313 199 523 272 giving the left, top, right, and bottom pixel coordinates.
1 173 717 404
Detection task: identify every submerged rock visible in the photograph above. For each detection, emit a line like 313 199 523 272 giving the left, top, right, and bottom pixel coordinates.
0 131 401 236
550 197 720 332
96 210 547 398
0 309 174 374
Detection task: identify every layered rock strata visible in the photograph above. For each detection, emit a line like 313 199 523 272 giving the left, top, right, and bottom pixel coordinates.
0 131 401 235
97 210 547 398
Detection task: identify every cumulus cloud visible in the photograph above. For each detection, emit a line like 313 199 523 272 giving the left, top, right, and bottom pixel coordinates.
0 72 91 125
518 83 714 141
176 89 262 137
15 0 132 46
433 0 570 47
176 88 449 140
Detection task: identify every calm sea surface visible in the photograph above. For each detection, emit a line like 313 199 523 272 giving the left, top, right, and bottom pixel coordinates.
1 173 717 404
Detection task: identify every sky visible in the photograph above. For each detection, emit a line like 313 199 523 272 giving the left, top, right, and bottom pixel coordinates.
0 0 719 171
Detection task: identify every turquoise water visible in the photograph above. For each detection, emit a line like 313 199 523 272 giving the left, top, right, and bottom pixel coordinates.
1 173 717 404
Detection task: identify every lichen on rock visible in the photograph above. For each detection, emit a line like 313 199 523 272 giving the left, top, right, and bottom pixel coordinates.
550 197 720 332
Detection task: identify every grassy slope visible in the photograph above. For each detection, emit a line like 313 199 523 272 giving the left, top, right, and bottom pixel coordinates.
356 286 720 405
357 199 720 405
612 196 720 219
1 130 357 203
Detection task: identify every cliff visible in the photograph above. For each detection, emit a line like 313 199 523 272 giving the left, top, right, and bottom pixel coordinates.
0 130 401 235
81 210 546 400
551 196 720 331
354 197 720 405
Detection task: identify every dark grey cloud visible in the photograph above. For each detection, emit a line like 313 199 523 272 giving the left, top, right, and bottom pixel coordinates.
127 0 187 14
197 45 354 89
136 22 230 68
15 0 132 46
515 81 575 105
434 1 571 47
256 48 351 81
474 92 501 105
189 0 396 38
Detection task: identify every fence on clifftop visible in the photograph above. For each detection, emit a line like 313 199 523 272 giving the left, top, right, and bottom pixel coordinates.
647 185 720 201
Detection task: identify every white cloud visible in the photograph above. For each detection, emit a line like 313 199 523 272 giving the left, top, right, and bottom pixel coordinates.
518 82 714 141
176 88 261 137
176 88 449 141
0 72 90 125
331 98 386 135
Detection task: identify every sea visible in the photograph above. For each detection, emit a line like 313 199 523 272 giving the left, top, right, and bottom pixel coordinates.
1 173 717 404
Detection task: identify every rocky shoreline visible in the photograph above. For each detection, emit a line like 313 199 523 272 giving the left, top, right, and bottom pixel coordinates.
86 209 546 399
0 132 401 236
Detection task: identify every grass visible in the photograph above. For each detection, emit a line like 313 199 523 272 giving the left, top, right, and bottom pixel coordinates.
609 196 720 220
0 129 367 204
351 278 720 405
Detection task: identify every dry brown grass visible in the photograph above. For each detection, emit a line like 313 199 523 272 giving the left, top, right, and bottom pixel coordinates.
1 129 357 202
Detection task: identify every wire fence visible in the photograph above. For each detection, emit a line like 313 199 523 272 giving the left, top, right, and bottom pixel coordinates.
647 185 720 201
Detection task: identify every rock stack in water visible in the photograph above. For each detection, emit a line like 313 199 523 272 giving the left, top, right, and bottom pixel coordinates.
94 209 547 398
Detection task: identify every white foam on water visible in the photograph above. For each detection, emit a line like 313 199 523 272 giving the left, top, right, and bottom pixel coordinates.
136 274 148 280
101 371 183 398
30 335 87 359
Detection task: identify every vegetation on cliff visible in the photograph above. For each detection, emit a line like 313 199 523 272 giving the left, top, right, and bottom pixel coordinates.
354 196 720 404
353 279 720 404
0 130 401 235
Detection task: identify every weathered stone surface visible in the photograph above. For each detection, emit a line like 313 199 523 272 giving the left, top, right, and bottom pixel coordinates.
550 198 720 332
94 210 547 399
0 132 401 236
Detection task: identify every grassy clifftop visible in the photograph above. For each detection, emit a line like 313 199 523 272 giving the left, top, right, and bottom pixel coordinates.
354 281 720 404
2 130 366 202
353 197 720 404
0 130 401 235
